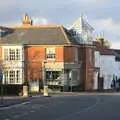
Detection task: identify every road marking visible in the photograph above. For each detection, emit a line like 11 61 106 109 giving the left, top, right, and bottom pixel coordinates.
56 96 101 120
13 115 20 118
30 110 35 113
39 105 49 108
15 101 31 108
0 101 31 110
31 106 35 109
4 118 11 120
22 112 29 116
82 96 101 112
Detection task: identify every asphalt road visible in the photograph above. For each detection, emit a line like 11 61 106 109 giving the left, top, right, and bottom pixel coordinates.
0 95 120 120
0 97 29 107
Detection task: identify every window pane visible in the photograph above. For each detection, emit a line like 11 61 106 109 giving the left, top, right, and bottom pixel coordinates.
9 70 15 84
9 49 16 60
16 49 20 60
4 49 8 60
4 48 21 61
16 70 20 83
46 48 55 59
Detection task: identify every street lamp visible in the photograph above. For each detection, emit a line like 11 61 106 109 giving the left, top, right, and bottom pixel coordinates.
42 61 49 96
0 71 3 104
42 61 46 86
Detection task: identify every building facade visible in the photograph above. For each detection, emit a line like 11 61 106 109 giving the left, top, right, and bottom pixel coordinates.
94 38 120 90
0 14 103 94
1 45 24 85
0 14 85 93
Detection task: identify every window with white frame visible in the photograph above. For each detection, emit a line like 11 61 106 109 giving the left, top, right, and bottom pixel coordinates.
16 49 20 60
4 48 21 61
4 70 21 84
9 70 15 83
46 48 56 59
4 49 9 60
16 70 20 83
9 49 15 60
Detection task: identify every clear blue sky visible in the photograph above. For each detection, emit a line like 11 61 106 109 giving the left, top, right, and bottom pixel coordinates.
0 0 120 49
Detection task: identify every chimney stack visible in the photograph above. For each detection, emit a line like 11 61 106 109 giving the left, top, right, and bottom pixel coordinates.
22 13 33 26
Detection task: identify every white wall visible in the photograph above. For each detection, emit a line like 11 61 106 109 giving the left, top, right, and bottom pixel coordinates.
2 45 24 84
94 50 118 89
100 55 116 89
93 71 98 89
94 51 100 68
115 61 120 79
93 51 100 89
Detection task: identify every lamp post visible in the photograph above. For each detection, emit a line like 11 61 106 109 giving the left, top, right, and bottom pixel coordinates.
0 71 3 104
42 61 46 86
42 61 49 96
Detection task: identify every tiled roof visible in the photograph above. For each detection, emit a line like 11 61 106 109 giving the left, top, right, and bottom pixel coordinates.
96 45 116 56
0 25 76 45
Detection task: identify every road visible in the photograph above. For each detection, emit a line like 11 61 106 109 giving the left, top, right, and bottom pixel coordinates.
0 95 120 120
0 97 29 107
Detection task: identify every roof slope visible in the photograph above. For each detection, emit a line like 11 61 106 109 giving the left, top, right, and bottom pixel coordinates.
96 45 116 56
0 25 74 45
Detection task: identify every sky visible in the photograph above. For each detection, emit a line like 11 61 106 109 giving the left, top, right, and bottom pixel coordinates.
0 0 120 49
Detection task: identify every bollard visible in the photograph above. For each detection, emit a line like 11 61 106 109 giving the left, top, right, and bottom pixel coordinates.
43 85 49 97
23 86 28 97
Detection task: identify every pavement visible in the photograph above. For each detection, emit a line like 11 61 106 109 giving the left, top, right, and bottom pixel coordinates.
63 91 120 95
1 94 120 120
49 91 120 97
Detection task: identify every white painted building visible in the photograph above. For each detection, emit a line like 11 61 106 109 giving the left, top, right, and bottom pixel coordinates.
1 45 24 85
94 48 118 90
115 61 120 79
114 51 120 79
94 50 100 89
100 54 116 89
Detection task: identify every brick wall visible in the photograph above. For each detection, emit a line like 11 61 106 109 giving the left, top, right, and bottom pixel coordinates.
79 45 95 90
24 45 78 83
24 46 65 82
64 46 77 62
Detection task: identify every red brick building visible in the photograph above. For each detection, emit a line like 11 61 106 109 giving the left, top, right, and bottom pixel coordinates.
0 14 95 93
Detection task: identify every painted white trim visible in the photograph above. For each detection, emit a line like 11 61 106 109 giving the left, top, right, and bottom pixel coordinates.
2 45 24 85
